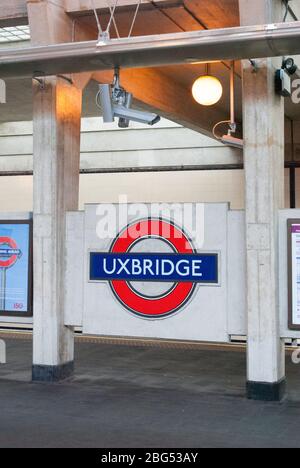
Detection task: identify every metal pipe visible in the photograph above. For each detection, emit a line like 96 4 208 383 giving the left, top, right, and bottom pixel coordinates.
1 161 300 175
0 21 300 79
230 61 235 126
0 165 244 176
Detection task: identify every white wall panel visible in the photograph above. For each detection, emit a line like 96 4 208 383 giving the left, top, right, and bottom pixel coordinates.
227 210 247 335
65 211 85 327
82 203 231 342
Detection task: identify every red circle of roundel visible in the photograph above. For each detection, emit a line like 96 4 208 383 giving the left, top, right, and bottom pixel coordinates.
0 237 18 268
110 219 196 318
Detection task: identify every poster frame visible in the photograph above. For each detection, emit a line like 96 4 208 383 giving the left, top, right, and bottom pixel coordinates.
0 219 33 318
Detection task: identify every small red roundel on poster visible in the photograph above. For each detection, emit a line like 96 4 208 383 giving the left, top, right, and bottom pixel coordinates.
0 237 21 269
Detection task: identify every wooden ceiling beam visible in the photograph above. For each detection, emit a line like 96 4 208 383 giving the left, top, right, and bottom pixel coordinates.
0 0 28 27
183 0 239 29
0 0 241 31
64 0 183 16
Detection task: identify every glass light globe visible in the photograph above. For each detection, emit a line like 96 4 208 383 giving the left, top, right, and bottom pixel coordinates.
192 75 223 106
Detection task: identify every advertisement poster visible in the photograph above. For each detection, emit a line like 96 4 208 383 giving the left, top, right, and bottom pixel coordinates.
0 220 32 317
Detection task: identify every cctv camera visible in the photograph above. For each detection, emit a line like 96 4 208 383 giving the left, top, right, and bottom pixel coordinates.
275 69 292 97
97 83 161 127
275 57 298 97
113 105 161 126
221 134 244 149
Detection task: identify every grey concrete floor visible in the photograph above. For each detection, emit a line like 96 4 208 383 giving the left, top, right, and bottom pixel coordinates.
1 335 300 448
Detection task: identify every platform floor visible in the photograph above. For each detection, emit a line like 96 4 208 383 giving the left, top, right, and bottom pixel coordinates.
1 334 300 448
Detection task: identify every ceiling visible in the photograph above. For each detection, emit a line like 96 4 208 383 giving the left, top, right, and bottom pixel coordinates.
0 0 299 130
0 60 243 125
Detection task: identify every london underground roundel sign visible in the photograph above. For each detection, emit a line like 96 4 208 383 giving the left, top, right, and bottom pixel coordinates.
0 236 22 268
89 218 218 319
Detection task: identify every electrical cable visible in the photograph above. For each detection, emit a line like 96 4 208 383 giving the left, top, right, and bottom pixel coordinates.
213 61 237 140
212 121 232 140
96 88 102 110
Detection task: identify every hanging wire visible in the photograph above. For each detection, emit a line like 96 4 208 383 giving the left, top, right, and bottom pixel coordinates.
283 0 290 22
281 0 298 66
105 0 120 38
91 0 103 37
92 0 142 40
92 0 120 41
283 0 298 21
106 0 119 36
128 0 142 38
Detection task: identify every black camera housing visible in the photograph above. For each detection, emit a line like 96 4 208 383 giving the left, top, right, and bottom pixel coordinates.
282 58 298 76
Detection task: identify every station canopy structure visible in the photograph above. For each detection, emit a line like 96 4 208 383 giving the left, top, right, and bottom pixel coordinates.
0 0 300 143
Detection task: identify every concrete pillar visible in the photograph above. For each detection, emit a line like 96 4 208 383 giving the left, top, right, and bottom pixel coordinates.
239 0 286 400
32 76 82 381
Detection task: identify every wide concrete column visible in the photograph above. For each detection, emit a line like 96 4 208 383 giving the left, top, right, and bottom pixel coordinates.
32 76 82 381
239 0 286 400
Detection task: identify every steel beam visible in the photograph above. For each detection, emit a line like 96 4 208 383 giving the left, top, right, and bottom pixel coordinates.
1 21 300 79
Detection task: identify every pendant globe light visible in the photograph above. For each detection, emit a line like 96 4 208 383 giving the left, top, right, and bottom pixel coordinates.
192 64 223 106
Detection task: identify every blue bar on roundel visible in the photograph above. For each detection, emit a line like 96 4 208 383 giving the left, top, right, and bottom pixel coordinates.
89 252 218 283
